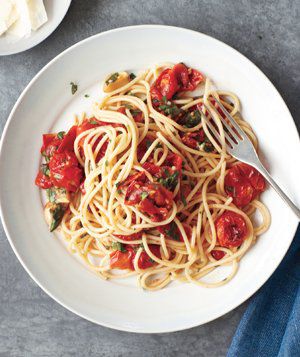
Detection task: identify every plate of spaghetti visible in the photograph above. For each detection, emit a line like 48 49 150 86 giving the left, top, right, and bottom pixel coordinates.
0 25 299 332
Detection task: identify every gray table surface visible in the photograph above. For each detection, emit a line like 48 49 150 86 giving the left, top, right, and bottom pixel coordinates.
0 1 299 356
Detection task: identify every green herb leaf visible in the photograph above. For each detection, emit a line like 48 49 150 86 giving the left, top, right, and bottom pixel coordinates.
181 191 187 206
162 96 167 104
70 82 78 95
131 109 142 116
165 221 180 241
140 191 149 200
183 110 202 128
84 94 90 98
117 189 122 194
57 131 65 139
124 104 133 109
49 203 65 232
158 171 179 191
158 101 181 117
41 164 50 177
105 72 119 85
111 241 126 252
41 151 50 163
46 188 56 203
89 119 99 125
129 73 136 80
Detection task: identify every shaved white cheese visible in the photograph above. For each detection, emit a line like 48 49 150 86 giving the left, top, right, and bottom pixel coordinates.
0 0 19 36
26 0 47 31
7 0 31 38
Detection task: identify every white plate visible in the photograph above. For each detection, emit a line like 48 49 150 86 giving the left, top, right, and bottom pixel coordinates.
0 25 299 333
0 0 71 56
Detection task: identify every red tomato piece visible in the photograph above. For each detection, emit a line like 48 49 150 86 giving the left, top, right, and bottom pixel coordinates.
125 182 173 222
41 134 61 158
173 63 204 92
49 151 82 192
76 118 100 136
164 153 182 171
150 68 180 101
110 247 135 270
181 130 205 149
216 211 247 248
117 107 126 115
225 163 266 207
35 171 53 189
138 244 161 269
114 231 143 241
211 250 226 260
49 151 78 172
119 171 146 188
57 126 77 153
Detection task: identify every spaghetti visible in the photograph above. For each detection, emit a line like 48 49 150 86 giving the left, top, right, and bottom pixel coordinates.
35 63 270 290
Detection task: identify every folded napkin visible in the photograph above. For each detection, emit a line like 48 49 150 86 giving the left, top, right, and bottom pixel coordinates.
227 225 300 357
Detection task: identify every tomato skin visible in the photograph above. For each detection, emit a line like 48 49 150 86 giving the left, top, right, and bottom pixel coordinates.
181 130 205 149
211 250 226 260
49 151 83 192
35 171 53 189
125 182 173 222
41 134 61 158
216 211 247 248
151 68 180 101
138 244 161 269
225 163 266 207
164 153 182 171
49 151 78 171
57 126 77 153
119 171 146 188
110 247 135 270
114 231 143 241
173 63 204 91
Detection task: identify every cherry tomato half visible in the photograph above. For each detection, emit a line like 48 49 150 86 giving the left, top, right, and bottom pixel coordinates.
216 211 247 248
35 171 53 189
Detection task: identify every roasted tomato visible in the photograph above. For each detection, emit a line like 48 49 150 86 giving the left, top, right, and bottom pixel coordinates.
119 171 146 188
181 130 205 149
76 118 101 136
35 171 53 189
211 250 226 260
173 63 204 92
150 68 180 102
164 153 182 172
225 163 266 207
138 244 161 269
49 151 83 192
110 246 135 270
57 126 77 153
125 182 173 222
216 211 247 248
41 134 62 158
158 221 192 242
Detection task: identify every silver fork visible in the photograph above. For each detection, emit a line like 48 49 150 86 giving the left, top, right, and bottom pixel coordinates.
201 95 300 220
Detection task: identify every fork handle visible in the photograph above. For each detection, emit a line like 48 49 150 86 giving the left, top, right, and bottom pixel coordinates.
253 162 300 220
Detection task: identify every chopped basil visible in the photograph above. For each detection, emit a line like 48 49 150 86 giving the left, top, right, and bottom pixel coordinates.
57 131 65 139
105 72 119 85
131 109 142 116
84 94 90 98
124 104 133 109
115 182 120 187
54 173 62 180
111 241 126 252
181 191 187 206
70 82 78 95
41 164 50 177
129 73 136 80
149 257 155 264
165 221 180 241
46 188 56 203
158 171 179 190
183 110 202 128
117 189 122 194
89 119 99 125
140 191 149 200
49 203 65 232
203 139 214 152
159 100 181 117
145 139 153 150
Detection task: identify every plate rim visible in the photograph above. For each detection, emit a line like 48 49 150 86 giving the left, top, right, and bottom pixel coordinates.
0 0 72 56
0 24 299 333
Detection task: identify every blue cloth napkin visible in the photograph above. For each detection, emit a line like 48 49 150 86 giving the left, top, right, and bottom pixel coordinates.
227 225 300 357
